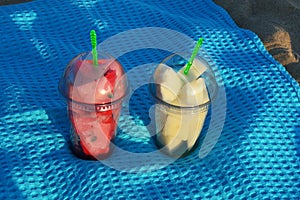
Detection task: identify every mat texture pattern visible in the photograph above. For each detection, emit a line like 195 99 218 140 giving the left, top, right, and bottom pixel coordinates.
0 0 300 199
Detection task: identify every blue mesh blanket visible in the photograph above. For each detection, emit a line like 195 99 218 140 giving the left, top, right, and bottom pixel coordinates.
1 0 300 199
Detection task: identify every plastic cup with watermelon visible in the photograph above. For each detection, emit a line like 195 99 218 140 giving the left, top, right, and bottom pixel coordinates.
59 52 127 160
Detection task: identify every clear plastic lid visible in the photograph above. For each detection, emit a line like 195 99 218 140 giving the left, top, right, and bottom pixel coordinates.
150 53 218 110
59 52 128 106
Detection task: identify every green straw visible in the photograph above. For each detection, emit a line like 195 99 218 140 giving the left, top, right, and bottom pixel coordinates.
90 30 98 67
184 37 204 75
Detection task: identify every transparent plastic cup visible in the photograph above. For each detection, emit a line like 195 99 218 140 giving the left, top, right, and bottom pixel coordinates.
59 52 127 160
150 53 218 158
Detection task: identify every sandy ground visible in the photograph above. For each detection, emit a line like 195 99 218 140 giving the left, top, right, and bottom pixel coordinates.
0 0 31 5
214 0 300 84
1 0 299 84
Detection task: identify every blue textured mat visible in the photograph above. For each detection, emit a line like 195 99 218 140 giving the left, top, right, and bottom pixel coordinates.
1 0 300 199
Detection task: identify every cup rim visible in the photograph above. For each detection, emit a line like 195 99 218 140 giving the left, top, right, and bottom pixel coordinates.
59 85 129 108
149 83 211 110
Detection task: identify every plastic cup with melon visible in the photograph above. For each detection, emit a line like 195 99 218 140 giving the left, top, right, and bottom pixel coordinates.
150 53 217 158
59 52 127 160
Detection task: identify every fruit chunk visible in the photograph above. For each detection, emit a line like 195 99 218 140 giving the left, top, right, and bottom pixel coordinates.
187 111 207 149
69 59 125 104
72 114 110 156
70 107 118 157
177 58 207 82
157 133 184 153
156 103 190 152
178 78 209 107
161 112 189 138
72 59 111 86
154 64 184 103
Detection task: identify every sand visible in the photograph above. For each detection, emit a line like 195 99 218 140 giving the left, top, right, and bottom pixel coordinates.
0 0 31 5
214 0 300 84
